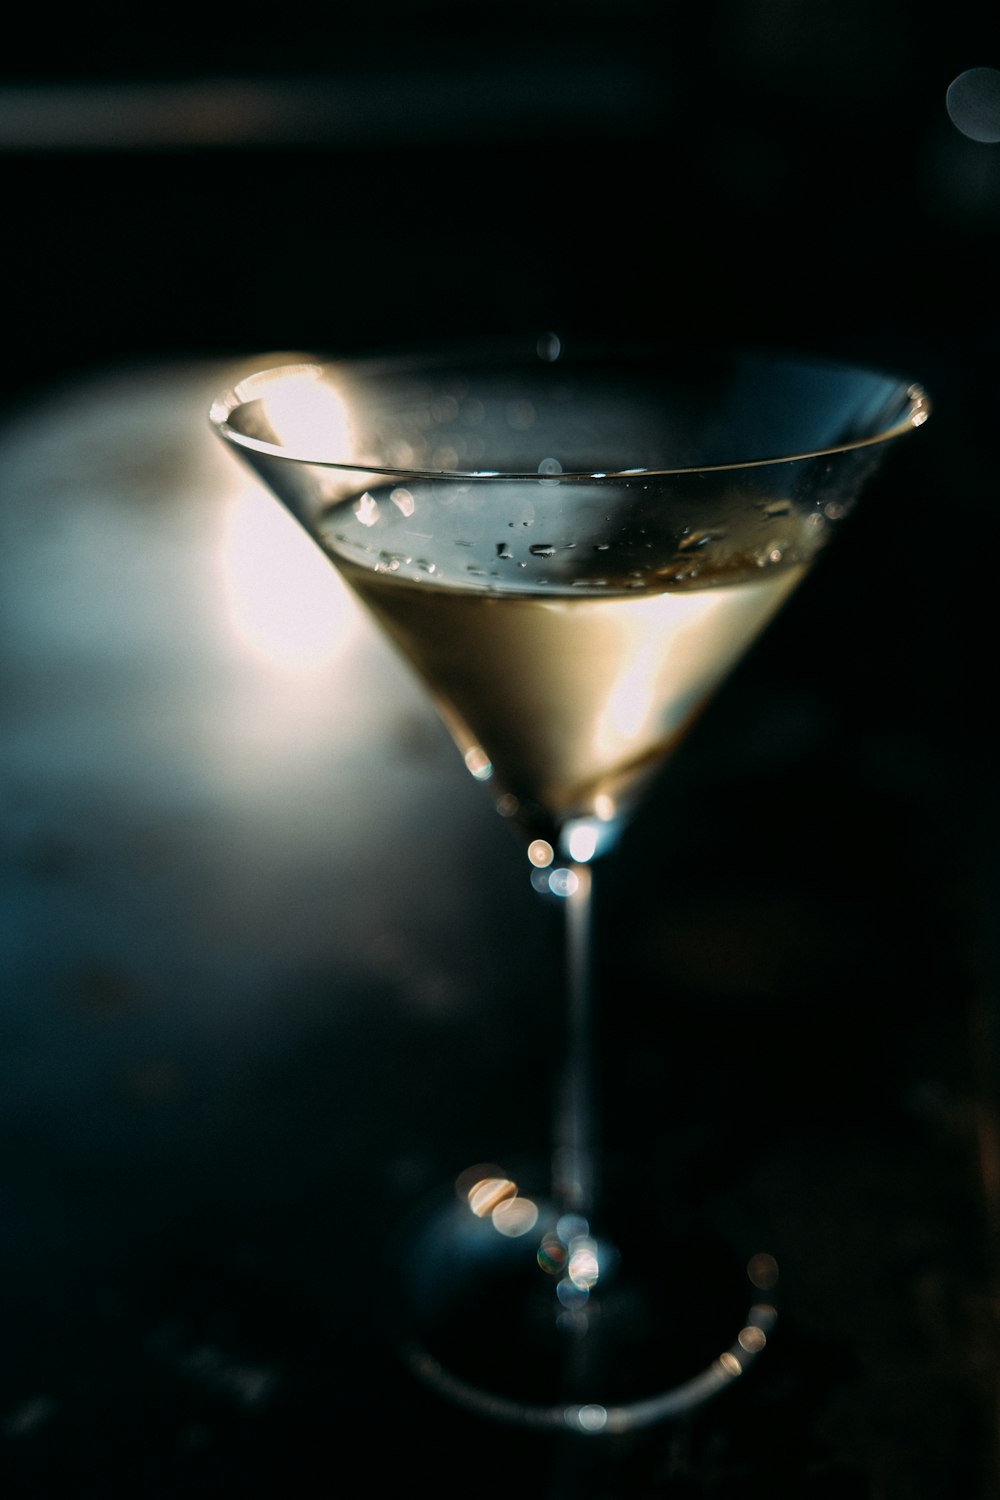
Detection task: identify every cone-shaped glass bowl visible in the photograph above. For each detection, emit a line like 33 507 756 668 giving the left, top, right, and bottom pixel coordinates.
210 337 930 1434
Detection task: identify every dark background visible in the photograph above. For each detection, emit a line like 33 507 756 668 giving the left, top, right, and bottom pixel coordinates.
1 0 997 388
2 3 999 1496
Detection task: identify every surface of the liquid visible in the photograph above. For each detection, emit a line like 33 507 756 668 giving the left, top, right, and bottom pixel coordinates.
316 480 815 845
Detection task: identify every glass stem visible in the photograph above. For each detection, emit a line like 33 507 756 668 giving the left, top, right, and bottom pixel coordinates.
552 860 599 1223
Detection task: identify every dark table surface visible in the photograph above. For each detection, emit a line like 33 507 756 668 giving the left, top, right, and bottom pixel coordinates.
0 353 997 1497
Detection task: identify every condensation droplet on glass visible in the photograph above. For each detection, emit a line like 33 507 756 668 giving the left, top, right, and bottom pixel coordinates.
496 543 513 560
678 529 715 552
760 500 791 518
416 559 436 574
536 331 562 362
529 544 556 557
390 486 415 516
824 500 846 520
355 492 379 527
466 565 487 576
594 543 610 552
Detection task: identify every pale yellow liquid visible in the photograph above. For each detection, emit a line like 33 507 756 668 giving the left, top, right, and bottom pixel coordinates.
335 552 805 836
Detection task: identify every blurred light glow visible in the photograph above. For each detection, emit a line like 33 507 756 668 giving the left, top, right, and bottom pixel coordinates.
464 746 493 780
548 867 579 898
537 331 562 362
573 1405 608 1434
463 1173 538 1236
263 368 353 460
591 598 690 763
221 487 360 669
566 824 598 863
454 1162 506 1198
567 1237 600 1291
738 1325 767 1354
537 1231 568 1275
746 1252 780 1291
750 1302 778 1325
556 1278 589 1309
528 839 554 868
556 1214 588 1240
491 1196 539 1237
947 67 1000 142
467 1176 517 1217
506 399 536 431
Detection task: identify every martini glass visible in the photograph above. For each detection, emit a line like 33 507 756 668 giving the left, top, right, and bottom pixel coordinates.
209 338 929 1435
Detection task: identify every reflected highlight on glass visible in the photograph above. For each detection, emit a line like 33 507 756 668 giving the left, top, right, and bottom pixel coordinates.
209 337 930 1433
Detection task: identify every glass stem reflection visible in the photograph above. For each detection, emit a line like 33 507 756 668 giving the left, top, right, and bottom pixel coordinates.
552 860 599 1224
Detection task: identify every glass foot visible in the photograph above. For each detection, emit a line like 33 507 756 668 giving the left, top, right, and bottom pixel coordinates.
385 1157 780 1435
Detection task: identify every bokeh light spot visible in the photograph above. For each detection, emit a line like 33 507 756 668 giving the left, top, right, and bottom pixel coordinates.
528 839 554 868
947 67 1000 143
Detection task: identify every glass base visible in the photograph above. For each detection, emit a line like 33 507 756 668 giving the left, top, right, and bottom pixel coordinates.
385 1155 779 1435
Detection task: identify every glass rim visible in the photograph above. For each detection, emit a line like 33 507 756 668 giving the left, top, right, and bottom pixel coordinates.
208 342 932 482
